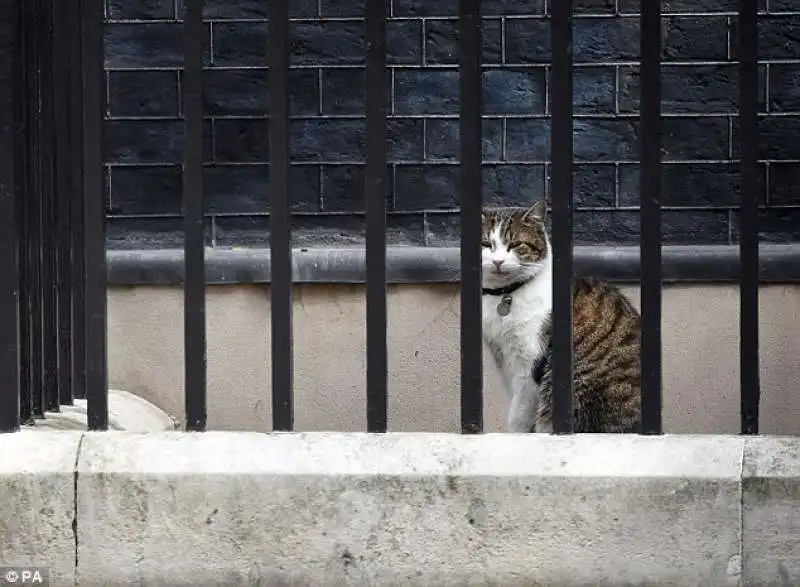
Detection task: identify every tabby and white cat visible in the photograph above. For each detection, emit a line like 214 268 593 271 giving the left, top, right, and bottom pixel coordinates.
481 200 641 433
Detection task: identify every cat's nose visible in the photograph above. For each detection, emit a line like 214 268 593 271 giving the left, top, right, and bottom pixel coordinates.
492 259 505 270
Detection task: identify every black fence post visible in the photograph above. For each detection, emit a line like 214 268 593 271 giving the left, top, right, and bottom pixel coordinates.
0 0 21 433
269 0 294 431
365 0 388 433
53 0 74 407
459 0 483 435
69 0 86 402
550 0 574 434
81 0 108 430
738 0 760 435
639 0 663 435
182 0 207 432
39 0 59 415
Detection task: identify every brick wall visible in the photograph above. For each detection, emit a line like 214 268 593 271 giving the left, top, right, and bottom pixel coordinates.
103 0 800 249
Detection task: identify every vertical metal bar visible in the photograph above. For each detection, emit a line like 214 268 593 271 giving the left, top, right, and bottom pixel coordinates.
82 0 108 430
183 0 207 432
639 0 663 434
27 0 44 419
17 0 32 424
0 0 21 433
40 0 59 413
550 0 574 434
54 0 74 406
365 0 388 433
739 0 760 435
459 0 483 434
269 0 293 431
70 0 86 401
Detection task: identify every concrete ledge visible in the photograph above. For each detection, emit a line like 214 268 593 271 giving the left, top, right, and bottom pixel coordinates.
1 432 799 586
106 244 800 286
0 431 82 587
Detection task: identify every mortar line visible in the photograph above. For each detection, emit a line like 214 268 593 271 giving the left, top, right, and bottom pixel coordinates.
73 432 86 587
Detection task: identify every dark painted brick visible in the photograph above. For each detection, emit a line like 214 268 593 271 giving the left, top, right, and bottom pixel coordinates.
108 71 180 117
321 68 391 115
105 120 212 164
570 164 617 208
319 0 376 17
214 119 269 163
574 18 640 62
570 0 616 15
201 0 316 19
483 165 546 207
732 15 800 60
106 217 212 250
731 209 800 243
395 165 460 210
425 119 503 161
483 0 546 16
504 19 551 64
620 65 767 114
290 119 423 162
505 118 550 161
574 67 616 114
107 0 175 20
574 209 731 245
574 119 639 161
105 23 210 68
212 22 268 66
394 70 459 115
290 22 365 65
423 19 502 65
769 164 800 205
387 20 424 65
321 164 393 211
769 64 800 112
204 165 320 214
215 214 368 247
770 0 796 10
734 116 800 160
483 69 546 115
619 163 767 207
393 0 546 17
202 69 319 117
662 117 730 160
108 165 182 215
662 16 729 61
619 0 758 12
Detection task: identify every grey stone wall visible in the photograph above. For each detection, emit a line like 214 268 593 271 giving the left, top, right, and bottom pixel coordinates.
103 0 800 249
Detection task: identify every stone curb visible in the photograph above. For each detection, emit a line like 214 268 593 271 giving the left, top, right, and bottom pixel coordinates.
0 432 798 586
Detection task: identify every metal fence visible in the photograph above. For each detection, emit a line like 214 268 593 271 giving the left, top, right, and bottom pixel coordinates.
0 0 762 435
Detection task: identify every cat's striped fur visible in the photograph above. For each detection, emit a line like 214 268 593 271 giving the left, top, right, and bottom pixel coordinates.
481 200 641 433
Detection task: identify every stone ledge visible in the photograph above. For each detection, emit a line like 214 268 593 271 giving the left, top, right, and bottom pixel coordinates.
106 244 800 286
0 432 798 586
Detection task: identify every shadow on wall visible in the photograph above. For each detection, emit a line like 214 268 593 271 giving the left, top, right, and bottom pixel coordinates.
107 283 800 435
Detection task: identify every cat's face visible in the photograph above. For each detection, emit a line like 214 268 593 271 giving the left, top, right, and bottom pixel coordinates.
481 200 550 288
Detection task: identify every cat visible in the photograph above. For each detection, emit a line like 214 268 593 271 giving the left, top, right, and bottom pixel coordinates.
481 199 641 433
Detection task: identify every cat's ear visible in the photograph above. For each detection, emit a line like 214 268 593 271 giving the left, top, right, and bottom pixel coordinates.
522 199 548 223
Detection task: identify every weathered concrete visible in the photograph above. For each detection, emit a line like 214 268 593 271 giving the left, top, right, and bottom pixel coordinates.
742 436 800 586
0 431 82 587
2 431 799 586
75 432 744 586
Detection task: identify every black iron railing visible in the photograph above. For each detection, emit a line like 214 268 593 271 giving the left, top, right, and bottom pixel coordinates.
0 0 763 435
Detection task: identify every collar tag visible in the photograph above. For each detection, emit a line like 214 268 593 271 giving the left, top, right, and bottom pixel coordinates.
497 294 513 316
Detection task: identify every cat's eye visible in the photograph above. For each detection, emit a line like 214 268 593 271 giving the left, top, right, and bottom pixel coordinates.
481 240 491 248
